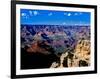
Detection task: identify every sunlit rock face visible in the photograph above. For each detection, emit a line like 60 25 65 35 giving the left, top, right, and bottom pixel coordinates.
73 39 90 67
50 39 90 68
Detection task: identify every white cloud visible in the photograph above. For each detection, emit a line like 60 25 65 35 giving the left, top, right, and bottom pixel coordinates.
48 13 52 16
64 13 71 16
63 22 66 25
79 12 82 15
68 13 71 16
21 13 26 16
33 11 38 16
74 13 78 16
64 13 67 15
21 13 29 19
29 11 33 16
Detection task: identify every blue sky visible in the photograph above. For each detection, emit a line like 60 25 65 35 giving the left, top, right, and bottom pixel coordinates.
20 9 90 25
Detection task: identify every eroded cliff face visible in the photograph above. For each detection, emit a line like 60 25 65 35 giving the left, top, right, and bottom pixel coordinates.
50 39 90 68
73 39 90 67
21 25 90 69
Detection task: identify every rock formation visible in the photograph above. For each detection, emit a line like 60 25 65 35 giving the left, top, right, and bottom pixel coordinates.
50 39 90 68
